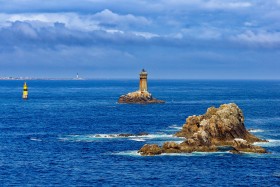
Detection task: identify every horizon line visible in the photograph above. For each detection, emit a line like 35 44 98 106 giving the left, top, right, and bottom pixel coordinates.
1 77 280 81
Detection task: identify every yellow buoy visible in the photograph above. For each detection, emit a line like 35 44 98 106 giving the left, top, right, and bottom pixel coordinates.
22 82 28 99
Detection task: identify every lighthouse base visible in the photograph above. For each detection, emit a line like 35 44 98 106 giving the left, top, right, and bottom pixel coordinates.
118 91 164 104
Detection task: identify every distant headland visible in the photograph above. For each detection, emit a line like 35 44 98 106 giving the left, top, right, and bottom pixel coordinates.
0 76 84 81
118 69 165 104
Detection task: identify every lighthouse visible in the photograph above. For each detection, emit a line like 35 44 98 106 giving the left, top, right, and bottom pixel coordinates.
22 82 28 99
118 69 164 103
139 69 148 93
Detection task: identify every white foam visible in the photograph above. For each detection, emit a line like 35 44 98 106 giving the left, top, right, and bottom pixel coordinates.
272 172 280 178
113 150 141 156
59 133 177 142
168 124 182 130
158 151 228 157
240 152 280 159
114 151 230 157
139 134 174 139
30 137 42 141
129 138 146 142
247 117 280 124
248 129 264 133
113 150 280 158
254 139 280 147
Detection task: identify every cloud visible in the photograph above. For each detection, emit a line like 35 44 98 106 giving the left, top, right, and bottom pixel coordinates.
180 27 222 39
0 9 150 31
92 9 151 28
233 30 280 47
0 13 99 31
158 0 252 11
204 1 252 9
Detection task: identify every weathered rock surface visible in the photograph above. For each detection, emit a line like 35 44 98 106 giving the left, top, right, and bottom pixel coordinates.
138 144 162 156
138 103 268 156
118 91 164 104
230 138 267 154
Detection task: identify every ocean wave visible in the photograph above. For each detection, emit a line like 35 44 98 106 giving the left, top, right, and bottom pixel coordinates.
246 117 280 124
113 150 141 156
272 172 280 178
59 133 177 142
114 151 280 158
161 151 229 157
129 138 146 142
114 151 229 157
168 124 182 130
30 137 42 142
241 152 280 159
169 99 280 104
248 129 265 133
253 139 280 147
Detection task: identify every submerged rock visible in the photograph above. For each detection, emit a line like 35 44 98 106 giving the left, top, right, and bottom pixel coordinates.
138 103 268 156
118 132 150 137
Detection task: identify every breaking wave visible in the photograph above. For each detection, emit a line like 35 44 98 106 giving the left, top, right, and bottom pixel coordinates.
59 133 178 142
246 117 280 124
248 129 265 133
113 151 230 157
168 124 182 130
30 137 42 142
113 150 140 156
129 138 146 142
254 139 280 147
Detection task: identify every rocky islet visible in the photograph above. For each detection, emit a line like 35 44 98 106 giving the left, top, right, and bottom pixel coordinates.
138 103 268 156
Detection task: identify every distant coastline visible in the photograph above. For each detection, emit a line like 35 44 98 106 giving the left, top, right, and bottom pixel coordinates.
0 77 85 80
0 77 279 81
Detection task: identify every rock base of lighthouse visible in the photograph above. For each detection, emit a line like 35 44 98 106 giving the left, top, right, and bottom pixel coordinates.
118 91 165 104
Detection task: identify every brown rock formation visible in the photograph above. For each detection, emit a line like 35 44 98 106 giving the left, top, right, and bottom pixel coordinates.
175 103 263 144
118 91 164 104
138 144 162 156
230 139 267 154
138 103 268 156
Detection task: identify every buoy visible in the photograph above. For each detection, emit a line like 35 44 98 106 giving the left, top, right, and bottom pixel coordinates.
22 82 28 99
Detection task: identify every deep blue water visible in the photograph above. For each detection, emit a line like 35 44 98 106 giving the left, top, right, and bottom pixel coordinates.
0 80 280 186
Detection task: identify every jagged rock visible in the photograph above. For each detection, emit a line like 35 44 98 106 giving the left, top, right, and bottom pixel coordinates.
118 91 164 104
139 103 267 156
137 132 149 136
138 144 162 156
118 133 134 137
175 103 264 145
230 138 267 154
162 141 217 153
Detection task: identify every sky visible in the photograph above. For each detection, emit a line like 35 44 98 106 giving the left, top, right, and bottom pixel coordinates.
0 0 280 79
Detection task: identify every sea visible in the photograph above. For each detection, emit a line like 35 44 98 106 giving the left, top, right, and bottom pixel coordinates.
0 80 279 186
